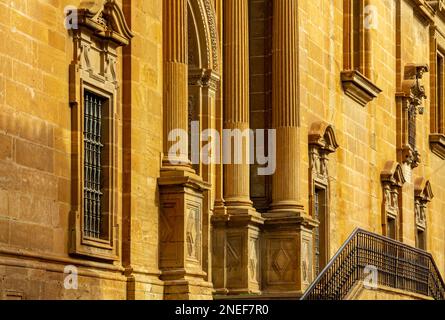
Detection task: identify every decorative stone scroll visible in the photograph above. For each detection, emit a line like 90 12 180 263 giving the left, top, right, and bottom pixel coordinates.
396 64 429 168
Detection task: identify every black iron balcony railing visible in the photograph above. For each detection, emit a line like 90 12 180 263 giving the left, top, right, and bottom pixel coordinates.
301 228 445 300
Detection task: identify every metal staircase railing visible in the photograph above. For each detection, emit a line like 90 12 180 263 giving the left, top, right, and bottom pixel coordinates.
301 228 445 300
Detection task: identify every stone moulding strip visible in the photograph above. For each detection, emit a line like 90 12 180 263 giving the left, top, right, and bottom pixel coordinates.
0 245 125 274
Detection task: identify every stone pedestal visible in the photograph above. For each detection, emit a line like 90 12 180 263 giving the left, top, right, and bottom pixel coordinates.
262 214 317 296
213 211 264 295
158 171 214 300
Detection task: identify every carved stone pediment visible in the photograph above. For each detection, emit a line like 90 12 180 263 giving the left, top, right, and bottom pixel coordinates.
69 0 133 104
309 122 339 183
77 0 134 46
415 178 434 202
381 161 406 188
309 122 340 152
381 161 405 221
414 178 433 230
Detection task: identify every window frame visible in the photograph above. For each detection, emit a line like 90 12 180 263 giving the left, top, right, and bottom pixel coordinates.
308 122 339 279
313 185 328 276
341 0 382 106
431 35 445 134
67 2 133 261
80 85 116 249
435 49 445 133
344 0 365 73
70 79 119 261
430 25 445 159
381 162 406 241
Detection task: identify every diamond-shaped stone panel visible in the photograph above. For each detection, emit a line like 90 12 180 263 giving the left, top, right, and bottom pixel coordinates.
272 247 291 276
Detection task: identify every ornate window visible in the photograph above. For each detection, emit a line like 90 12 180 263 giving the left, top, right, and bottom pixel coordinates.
430 17 445 159
396 64 429 169
341 0 381 106
381 161 406 240
309 122 339 275
68 1 133 260
414 178 434 250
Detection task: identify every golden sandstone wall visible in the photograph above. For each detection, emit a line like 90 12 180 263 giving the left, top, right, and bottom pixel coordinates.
0 0 164 299
0 0 444 300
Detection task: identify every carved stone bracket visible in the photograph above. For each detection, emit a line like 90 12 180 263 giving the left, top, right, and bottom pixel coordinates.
341 70 382 106
77 0 134 46
69 0 134 103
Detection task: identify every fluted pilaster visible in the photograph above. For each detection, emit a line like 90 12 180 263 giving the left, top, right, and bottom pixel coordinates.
223 0 252 207
271 0 302 212
163 0 190 168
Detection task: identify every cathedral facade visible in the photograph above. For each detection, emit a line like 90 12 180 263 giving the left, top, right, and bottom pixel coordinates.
0 0 444 300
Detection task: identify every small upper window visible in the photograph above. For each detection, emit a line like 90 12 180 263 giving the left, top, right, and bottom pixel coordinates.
341 1 381 106
434 50 445 134
429 26 445 159
344 0 365 73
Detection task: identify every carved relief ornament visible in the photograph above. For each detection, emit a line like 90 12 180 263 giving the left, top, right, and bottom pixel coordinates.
69 0 134 103
309 122 339 184
396 64 429 168
414 178 434 230
381 161 406 220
